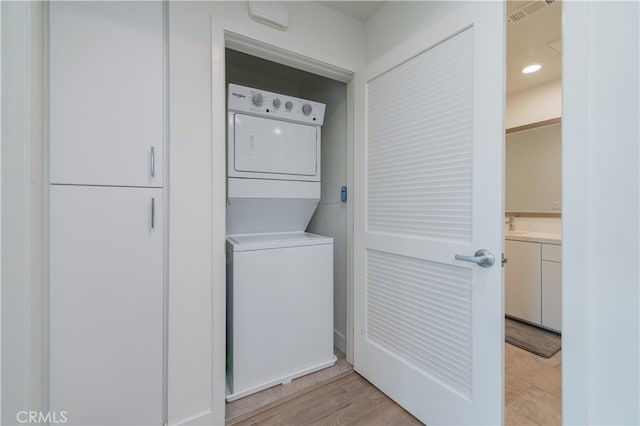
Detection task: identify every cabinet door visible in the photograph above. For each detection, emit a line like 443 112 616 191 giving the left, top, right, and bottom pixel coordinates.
49 2 164 187
542 260 562 332
49 185 163 425
505 240 541 324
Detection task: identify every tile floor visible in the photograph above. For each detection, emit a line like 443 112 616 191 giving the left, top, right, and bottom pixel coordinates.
505 342 562 425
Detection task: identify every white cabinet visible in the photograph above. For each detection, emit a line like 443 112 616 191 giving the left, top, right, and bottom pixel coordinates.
505 239 562 332
48 2 166 424
541 244 562 332
505 240 542 324
49 1 164 187
49 185 163 425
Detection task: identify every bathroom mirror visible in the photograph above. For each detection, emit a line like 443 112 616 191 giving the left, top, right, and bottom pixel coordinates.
505 119 562 214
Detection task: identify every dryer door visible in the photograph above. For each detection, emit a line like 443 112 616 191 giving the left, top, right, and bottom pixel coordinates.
229 114 320 181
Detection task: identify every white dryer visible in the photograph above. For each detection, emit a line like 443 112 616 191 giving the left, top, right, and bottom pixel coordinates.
227 83 325 235
225 84 335 401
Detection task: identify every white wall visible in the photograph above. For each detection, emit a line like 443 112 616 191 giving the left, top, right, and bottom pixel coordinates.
215 1 365 72
0 4 3 419
506 79 562 128
167 3 214 425
563 1 639 424
1 2 45 423
168 2 364 424
301 79 349 353
365 1 453 64
1 4 28 421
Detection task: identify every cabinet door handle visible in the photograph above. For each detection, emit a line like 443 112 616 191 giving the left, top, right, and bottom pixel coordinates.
151 197 156 229
150 146 155 178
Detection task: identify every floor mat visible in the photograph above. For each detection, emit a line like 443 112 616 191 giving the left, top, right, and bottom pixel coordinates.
505 317 561 358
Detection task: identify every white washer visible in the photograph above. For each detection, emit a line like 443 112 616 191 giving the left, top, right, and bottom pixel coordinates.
226 233 335 401
225 85 335 401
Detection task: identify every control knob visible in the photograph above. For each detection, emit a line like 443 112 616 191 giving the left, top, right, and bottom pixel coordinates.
272 98 281 108
252 93 263 106
285 101 293 111
302 104 313 116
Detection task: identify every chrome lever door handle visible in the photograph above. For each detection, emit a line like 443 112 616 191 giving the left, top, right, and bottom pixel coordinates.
455 249 495 268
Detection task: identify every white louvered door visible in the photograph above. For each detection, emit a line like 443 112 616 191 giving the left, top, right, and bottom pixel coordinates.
353 3 505 425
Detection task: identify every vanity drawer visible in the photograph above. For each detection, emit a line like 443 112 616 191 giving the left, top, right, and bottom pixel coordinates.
542 243 562 262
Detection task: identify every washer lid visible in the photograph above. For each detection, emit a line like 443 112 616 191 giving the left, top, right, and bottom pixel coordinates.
226 232 333 251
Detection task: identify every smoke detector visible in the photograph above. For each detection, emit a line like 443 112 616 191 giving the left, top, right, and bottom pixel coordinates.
508 0 556 24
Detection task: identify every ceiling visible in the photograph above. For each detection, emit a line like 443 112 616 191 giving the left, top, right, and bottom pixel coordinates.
506 1 562 94
321 1 384 22
321 1 561 95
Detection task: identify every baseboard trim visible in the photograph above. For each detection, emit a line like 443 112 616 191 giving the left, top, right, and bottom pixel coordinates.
174 410 215 426
226 356 337 402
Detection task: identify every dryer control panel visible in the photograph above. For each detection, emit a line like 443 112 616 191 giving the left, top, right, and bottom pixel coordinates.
228 84 326 125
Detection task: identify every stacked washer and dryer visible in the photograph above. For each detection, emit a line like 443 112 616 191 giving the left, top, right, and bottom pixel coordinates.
225 84 336 401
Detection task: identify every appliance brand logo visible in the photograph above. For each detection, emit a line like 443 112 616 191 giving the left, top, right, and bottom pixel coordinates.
232 92 246 99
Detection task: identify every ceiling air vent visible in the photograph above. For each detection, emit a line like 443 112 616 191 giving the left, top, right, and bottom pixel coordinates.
508 0 556 24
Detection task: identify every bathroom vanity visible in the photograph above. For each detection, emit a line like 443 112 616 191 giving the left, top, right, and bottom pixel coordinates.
505 231 562 332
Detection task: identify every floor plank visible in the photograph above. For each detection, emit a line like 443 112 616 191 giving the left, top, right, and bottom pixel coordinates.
227 371 354 426
231 372 422 426
226 348 351 422
313 388 392 426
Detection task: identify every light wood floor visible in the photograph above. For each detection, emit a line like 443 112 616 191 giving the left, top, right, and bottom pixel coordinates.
226 344 562 425
228 371 422 426
226 349 353 422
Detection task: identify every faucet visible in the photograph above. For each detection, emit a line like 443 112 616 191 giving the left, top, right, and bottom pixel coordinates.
505 216 515 232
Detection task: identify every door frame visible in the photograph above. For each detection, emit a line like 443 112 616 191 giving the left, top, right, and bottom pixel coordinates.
210 16 357 424
561 1 640 423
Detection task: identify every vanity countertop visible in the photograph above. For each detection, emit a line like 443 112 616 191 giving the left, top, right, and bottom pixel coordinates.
505 231 561 245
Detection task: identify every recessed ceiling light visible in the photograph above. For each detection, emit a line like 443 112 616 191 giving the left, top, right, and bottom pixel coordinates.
522 64 542 74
